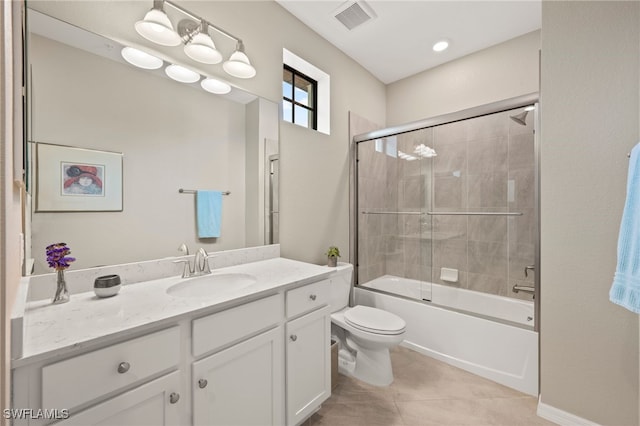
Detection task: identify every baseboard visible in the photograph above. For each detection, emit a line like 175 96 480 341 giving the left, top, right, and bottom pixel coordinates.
537 396 601 426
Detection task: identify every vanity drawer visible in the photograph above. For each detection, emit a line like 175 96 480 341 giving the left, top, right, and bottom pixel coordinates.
42 327 180 410
286 279 329 319
192 294 283 357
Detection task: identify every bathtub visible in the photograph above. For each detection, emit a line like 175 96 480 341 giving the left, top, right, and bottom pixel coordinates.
356 275 538 395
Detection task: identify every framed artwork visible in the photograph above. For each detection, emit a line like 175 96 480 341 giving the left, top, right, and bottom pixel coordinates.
35 143 123 212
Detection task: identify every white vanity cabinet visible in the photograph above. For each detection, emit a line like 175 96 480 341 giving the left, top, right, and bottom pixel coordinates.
192 328 283 426
55 370 181 426
12 266 333 426
285 280 331 426
11 327 183 426
190 294 285 426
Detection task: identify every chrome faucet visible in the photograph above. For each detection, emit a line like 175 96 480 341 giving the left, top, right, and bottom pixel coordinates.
194 248 215 275
173 247 216 278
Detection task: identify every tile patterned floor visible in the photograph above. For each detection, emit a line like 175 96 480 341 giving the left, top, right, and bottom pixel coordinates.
306 346 554 426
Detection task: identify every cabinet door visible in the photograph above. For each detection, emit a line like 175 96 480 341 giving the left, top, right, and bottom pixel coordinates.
286 306 331 426
57 371 181 426
192 327 284 426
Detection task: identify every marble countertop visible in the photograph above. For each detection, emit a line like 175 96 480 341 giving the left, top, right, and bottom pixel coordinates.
15 257 332 367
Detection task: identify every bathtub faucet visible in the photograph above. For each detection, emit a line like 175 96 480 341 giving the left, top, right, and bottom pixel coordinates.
512 284 535 298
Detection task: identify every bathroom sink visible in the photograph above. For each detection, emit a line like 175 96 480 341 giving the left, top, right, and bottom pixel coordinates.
166 273 257 298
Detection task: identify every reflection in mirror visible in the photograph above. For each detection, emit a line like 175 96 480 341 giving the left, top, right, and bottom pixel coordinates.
24 10 279 275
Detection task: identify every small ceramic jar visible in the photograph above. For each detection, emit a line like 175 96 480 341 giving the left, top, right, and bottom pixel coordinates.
94 274 121 298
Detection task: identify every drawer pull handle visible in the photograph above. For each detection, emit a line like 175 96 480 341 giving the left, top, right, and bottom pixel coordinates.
169 392 180 404
198 379 208 389
290 334 298 342
117 362 130 374
309 294 317 301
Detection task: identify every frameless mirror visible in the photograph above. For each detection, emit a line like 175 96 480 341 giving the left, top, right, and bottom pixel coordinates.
24 5 279 275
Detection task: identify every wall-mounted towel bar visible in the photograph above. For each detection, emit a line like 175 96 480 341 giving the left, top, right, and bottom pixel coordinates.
361 211 523 216
427 211 523 216
179 188 231 195
361 211 423 215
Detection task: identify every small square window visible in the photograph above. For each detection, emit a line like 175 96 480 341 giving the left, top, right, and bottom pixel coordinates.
282 65 317 130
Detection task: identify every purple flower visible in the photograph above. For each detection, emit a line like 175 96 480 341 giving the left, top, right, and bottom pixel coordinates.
46 243 76 271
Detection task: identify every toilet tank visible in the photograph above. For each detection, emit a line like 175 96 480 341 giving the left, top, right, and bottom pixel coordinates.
328 263 353 313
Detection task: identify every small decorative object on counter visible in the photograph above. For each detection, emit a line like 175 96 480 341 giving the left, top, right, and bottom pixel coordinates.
46 242 76 304
94 274 122 298
326 246 340 268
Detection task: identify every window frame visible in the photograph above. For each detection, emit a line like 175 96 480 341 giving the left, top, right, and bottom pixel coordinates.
283 64 318 130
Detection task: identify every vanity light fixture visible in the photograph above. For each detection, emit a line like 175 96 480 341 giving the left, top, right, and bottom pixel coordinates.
201 77 231 94
165 63 200 83
135 0 256 78
135 0 181 47
121 47 163 70
120 44 234 96
432 39 450 52
223 41 256 79
181 19 223 65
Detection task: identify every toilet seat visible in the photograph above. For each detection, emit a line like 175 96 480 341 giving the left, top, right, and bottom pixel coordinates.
344 305 406 335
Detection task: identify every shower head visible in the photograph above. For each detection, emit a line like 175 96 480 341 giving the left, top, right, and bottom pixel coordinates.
510 111 529 126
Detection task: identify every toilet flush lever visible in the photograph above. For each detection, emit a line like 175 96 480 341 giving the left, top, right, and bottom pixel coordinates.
309 294 317 301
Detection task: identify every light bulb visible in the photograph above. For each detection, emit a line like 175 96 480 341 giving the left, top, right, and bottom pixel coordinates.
135 8 180 47
201 78 231 94
121 47 163 70
223 50 256 79
184 32 222 65
165 64 200 83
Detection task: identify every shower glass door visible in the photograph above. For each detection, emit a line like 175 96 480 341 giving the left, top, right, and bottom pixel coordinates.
356 128 434 301
354 99 538 327
428 107 536 304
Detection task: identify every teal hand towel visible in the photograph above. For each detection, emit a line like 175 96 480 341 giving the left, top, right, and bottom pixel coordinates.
610 142 640 313
196 190 222 238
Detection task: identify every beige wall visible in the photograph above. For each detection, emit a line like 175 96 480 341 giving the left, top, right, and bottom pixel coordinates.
386 30 540 126
540 2 639 424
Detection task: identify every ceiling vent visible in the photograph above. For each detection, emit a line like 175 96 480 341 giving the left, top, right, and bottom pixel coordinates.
333 1 377 31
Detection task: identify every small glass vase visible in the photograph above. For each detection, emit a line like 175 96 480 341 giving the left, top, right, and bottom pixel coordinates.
52 269 70 304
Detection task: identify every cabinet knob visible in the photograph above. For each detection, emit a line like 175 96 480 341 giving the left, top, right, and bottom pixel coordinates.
117 362 130 374
290 334 297 342
198 379 208 389
169 392 180 404
309 294 317 301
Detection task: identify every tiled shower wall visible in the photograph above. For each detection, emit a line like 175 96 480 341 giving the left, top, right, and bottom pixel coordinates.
357 107 535 301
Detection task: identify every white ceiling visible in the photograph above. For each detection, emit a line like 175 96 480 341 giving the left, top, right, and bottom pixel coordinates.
276 1 541 84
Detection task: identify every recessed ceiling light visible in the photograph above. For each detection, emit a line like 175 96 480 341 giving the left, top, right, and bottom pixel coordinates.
432 39 449 52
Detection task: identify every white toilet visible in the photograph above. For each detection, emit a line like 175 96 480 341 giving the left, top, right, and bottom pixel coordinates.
328 263 406 386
